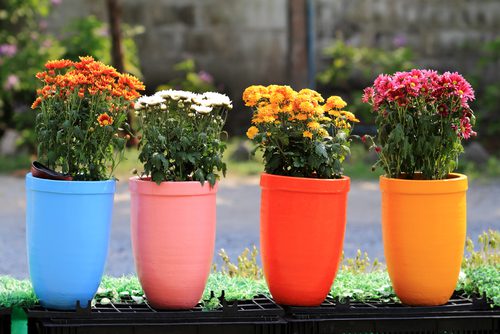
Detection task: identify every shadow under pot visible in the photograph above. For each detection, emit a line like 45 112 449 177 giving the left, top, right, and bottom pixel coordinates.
380 173 468 306
260 173 350 306
25 173 115 310
129 177 217 309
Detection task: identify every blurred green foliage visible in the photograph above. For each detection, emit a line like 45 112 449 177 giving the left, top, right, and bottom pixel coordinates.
156 59 218 93
60 15 143 78
317 40 414 124
0 0 63 143
0 2 142 154
216 246 263 280
463 229 499 270
467 38 500 154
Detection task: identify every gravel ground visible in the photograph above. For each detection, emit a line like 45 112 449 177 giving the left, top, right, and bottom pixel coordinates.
0 175 499 279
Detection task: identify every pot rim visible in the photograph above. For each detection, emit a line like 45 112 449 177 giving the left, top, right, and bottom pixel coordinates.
25 173 116 194
129 176 218 196
380 172 467 194
260 172 350 193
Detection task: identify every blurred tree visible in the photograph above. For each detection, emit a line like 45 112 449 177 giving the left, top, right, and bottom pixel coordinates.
288 0 308 89
106 0 124 73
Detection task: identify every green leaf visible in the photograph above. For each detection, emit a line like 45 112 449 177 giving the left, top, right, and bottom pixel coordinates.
266 154 282 172
151 171 164 184
207 173 216 186
315 142 328 159
194 169 205 181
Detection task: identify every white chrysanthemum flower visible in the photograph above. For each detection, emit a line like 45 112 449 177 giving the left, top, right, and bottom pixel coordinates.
156 89 199 101
191 104 213 114
134 102 144 111
192 94 210 106
160 104 167 110
202 92 232 108
137 95 164 106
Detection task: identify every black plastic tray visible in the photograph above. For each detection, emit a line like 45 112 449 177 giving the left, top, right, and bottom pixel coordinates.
24 292 500 334
0 308 11 334
284 292 500 334
26 294 286 334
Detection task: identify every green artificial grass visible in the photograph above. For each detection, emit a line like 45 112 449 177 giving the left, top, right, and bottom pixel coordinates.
1 266 498 310
0 277 37 308
330 270 396 303
457 265 500 307
202 272 269 309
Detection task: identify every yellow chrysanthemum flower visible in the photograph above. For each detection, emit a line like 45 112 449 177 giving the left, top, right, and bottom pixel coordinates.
325 96 347 109
246 126 259 139
298 88 325 103
318 128 329 137
299 101 315 114
335 119 351 129
307 121 321 130
328 109 341 117
242 85 269 107
342 111 360 122
303 130 313 139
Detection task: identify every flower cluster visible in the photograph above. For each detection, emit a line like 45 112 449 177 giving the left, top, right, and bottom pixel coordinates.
32 56 145 181
362 69 476 180
135 89 232 112
243 85 358 178
362 69 475 139
32 56 144 111
135 90 232 185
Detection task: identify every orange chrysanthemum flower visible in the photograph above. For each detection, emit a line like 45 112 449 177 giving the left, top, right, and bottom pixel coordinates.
45 59 74 70
31 97 42 109
119 73 146 91
97 113 114 127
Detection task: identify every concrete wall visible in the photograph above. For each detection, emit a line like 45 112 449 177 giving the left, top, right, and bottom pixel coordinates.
316 0 500 74
50 0 289 90
49 0 500 130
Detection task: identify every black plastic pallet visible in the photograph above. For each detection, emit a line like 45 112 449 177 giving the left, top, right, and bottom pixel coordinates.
0 309 10 334
24 292 500 334
284 292 500 334
26 294 286 334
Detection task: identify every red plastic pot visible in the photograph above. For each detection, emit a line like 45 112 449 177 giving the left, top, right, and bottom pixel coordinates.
129 177 217 309
260 173 350 306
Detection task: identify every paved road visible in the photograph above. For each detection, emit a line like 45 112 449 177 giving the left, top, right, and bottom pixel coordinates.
1 175 499 279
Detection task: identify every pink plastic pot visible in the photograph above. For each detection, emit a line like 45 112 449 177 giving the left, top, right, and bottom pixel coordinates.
129 177 217 309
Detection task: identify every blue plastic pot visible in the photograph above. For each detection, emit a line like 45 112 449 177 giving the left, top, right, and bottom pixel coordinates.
25 173 115 310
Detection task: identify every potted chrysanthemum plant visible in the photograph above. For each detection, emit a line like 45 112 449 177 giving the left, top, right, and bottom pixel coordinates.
130 89 232 309
27 56 144 310
242 85 359 306
362 69 476 306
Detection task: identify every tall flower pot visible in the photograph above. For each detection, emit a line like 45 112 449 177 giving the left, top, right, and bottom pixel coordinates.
380 173 467 306
260 173 350 306
129 177 217 309
25 173 115 310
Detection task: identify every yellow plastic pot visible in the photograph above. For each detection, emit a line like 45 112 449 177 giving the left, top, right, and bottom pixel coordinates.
380 173 467 306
